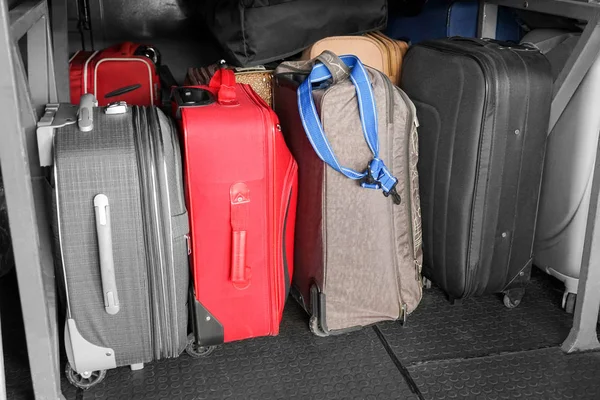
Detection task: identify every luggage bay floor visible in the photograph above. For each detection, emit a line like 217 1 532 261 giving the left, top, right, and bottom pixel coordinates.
3 269 600 400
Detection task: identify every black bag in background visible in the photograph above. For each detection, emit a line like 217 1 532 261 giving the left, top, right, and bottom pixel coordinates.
197 0 388 66
389 0 429 17
515 9 584 33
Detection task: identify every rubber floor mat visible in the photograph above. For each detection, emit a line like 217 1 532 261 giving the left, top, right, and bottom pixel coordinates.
408 347 600 399
62 302 418 400
4 266 600 400
377 269 577 364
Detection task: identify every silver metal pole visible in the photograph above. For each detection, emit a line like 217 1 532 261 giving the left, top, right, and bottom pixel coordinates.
0 0 64 398
0 307 7 400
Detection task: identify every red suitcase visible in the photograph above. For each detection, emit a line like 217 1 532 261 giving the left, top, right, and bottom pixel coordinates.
171 69 298 353
69 42 161 106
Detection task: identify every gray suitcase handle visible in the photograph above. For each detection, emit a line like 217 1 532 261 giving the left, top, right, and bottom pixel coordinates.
93 194 120 315
78 94 98 132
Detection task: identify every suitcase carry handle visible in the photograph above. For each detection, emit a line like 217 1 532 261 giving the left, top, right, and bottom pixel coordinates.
209 68 238 105
117 41 138 56
230 183 251 290
297 52 401 204
93 194 120 315
78 94 97 132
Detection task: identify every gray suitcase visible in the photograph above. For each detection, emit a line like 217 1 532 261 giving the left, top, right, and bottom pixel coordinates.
521 30 600 313
37 95 189 389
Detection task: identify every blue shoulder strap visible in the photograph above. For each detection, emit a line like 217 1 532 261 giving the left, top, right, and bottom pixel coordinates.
297 54 401 204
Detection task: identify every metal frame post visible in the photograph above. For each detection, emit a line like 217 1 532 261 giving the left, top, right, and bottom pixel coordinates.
0 308 6 400
0 0 64 398
50 0 69 102
477 1 499 39
481 0 600 353
561 117 600 351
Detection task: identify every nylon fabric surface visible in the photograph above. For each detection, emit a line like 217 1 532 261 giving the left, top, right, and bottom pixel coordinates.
55 108 153 366
274 58 423 332
54 105 189 368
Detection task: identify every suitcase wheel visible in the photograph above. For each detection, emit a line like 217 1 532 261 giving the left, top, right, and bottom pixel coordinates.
422 277 432 289
309 316 329 337
65 363 106 390
185 333 215 358
503 288 525 309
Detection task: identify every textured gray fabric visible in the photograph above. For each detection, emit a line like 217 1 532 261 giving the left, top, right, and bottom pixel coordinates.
276 57 423 331
54 105 189 368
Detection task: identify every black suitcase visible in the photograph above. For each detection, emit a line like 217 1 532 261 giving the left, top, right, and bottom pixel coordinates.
401 38 553 306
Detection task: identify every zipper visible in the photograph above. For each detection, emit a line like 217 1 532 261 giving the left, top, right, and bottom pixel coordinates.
419 42 493 297
372 69 408 319
380 76 422 317
378 70 394 125
151 108 183 357
371 32 394 79
132 107 162 359
241 84 282 334
395 87 420 280
147 107 172 358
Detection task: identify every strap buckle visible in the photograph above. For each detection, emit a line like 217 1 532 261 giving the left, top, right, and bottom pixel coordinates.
360 159 402 205
383 182 402 206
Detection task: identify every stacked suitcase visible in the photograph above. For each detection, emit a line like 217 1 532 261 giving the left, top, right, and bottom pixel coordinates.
70 42 162 106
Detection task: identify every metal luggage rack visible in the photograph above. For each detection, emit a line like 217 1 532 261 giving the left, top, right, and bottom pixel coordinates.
0 0 598 398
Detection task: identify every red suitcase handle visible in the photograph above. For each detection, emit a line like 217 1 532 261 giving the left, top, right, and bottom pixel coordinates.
209 68 238 105
230 183 251 289
117 41 139 56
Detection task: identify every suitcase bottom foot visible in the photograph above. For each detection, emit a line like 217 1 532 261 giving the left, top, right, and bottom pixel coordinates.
447 296 463 306
65 362 107 390
309 315 329 337
130 363 144 371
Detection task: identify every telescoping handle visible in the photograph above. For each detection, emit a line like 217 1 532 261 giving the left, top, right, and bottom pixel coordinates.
208 67 238 105
230 183 251 290
93 194 120 315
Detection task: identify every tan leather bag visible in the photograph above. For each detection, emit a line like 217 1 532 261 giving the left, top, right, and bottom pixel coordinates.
301 32 408 85
185 65 274 107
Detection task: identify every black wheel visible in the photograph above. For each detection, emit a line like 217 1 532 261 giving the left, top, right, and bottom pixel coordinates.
503 294 519 309
185 333 215 358
564 293 577 314
65 363 106 390
309 316 329 337
503 288 525 309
